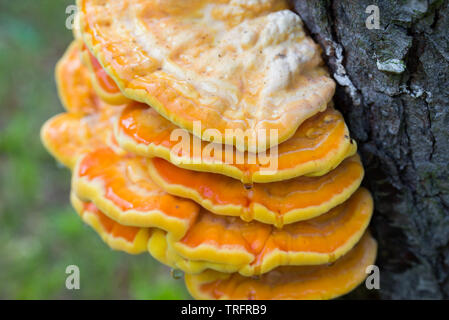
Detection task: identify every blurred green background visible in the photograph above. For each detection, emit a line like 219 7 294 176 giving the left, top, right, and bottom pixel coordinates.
0 0 190 299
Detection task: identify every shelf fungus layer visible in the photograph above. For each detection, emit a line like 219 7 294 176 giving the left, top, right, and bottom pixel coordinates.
185 232 377 300
71 164 372 276
148 188 372 276
43 112 201 242
80 44 131 105
116 104 357 183
55 41 99 115
73 147 200 238
45 42 125 169
78 0 335 152
71 192 150 254
54 41 355 183
44 98 367 238
40 106 120 170
43 96 371 273
148 155 364 227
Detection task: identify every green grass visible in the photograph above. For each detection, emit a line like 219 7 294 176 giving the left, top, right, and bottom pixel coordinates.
0 0 190 300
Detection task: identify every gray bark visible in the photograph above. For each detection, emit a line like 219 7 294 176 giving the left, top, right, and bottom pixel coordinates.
290 0 449 299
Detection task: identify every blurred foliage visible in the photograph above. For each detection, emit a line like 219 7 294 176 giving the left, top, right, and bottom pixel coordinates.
0 0 190 299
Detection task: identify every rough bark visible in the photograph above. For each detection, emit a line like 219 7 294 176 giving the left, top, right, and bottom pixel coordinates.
290 0 449 299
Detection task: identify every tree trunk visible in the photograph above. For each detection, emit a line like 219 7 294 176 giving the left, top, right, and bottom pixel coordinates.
290 0 449 299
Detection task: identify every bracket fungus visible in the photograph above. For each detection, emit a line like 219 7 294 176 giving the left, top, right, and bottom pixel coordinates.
55 41 99 115
116 104 357 183
72 147 200 235
80 45 131 105
185 232 377 300
41 0 377 300
71 192 151 254
148 155 364 227
69 182 372 277
75 147 372 274
78 0 335 152
40 108 120 170
148 188 372 276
